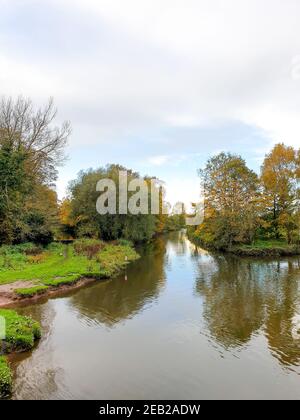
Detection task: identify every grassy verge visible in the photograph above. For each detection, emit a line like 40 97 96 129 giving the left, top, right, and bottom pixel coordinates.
0 309 41 398
15 285 49 298
230 240 300 257
187 231 300 257
0 240 139 297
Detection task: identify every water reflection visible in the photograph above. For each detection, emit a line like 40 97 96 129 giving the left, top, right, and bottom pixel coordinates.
68 235 167 327
9 232 300 400
9 303 66 400
194 251 300 368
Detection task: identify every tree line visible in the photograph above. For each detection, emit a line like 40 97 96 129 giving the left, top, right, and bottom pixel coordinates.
189 144 300 249
0 97 184 246
1 97 299 248
60 164 185 242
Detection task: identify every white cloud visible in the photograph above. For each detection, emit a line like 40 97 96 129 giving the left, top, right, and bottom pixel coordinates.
0 54 64 100
1 0 300 200
148 155 170 166
2 0 300 146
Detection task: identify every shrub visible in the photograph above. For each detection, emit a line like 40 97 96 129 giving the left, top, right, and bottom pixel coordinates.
0 243 42 256
46 242 64 253
23 246 43 256
117 238 134 247
27 254 45 264
73 238 104 259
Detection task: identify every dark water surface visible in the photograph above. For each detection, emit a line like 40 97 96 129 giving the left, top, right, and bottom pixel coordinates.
11 232 300 399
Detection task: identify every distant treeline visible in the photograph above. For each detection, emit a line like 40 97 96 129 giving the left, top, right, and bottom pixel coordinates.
0 97 184 246
1 97 299 247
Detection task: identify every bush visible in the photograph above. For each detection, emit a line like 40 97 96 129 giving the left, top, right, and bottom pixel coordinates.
0 242 34 255
17 211 54 245
117 238 134 247
27 254 45 264
23 246 43 256
73 238 104 259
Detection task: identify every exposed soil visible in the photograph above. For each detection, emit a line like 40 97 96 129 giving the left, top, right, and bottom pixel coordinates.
0 278 98 308
0 281 38 307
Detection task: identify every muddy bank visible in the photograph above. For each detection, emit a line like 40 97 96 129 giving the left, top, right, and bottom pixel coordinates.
0 277 99 309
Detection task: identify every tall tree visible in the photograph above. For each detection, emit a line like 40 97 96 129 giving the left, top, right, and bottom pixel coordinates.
0 96 70 244
197 152 260 249
69 164 158 242
261 143 299 242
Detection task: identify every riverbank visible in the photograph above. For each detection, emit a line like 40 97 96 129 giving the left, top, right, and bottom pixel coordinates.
229 241 300 257
187 232 300 257
0 240 139 308
0 239 139 398
0 309 41 398
7 231 300 400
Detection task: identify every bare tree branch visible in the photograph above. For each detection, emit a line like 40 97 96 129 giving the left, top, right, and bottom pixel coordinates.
0 96 71 185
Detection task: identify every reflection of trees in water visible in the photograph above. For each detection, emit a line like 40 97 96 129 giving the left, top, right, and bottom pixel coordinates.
166 230 189 256
196 255 265 348
195 253 300 367
264 260 300 367
69 234 168 327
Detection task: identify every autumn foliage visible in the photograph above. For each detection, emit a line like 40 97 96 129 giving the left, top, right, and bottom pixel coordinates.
190 144 300 249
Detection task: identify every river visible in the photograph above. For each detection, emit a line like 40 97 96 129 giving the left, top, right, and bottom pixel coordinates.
10 231 300 399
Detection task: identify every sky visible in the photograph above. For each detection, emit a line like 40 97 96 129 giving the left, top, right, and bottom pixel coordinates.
1 0 300 209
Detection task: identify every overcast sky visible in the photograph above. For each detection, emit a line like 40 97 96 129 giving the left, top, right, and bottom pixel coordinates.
1 0 300 207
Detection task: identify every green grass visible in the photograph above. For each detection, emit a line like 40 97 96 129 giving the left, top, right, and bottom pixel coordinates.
238 239 290 249
42 274 80 287
96 244 139 277
0 356 12 398
0 309 41 398
0 239 139 398
0 309 41 351
15 285 49 298
0 243 43 272
0 246 90 285
230 239 299 257
0 242 139 287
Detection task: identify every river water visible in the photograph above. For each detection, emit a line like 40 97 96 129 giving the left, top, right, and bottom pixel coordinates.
10 231 300 399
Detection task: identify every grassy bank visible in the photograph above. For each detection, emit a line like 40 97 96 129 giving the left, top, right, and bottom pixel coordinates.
229 240 300 257
188 231 300 257
0 239 139 398
0 239 139 301
0 309 41 398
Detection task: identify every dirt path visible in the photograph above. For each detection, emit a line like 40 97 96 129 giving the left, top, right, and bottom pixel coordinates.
0 278 98 308
0 281 37 307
